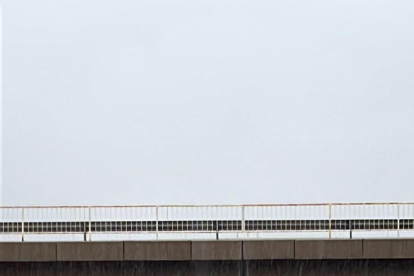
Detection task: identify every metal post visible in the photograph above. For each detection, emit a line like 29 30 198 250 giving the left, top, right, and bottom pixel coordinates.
328 204 332 239
21 208 25 242
397 204 400 238
156 206 159 240
88 207 92 242
242 206 245 232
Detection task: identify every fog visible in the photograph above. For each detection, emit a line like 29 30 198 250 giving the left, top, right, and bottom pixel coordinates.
2 0 414 206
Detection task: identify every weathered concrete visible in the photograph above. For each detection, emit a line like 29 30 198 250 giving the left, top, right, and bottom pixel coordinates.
3 260 414 276
363 239 414 259
192 241 242 260
246 259 414 276
243 240 294 260
124 241 191 261
56 242 123 261
3 239 414 263
0 243 56 262
0 261 244 276
295 240 363 259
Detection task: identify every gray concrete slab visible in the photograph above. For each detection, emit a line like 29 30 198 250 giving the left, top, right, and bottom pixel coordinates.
243 240 294 260
192 241 242 260
124 241 191 261
0 243 56 262
56 242 123 261
295 240 363 259
363 239 414 259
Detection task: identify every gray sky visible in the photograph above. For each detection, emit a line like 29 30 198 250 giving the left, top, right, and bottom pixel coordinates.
0 4 2 206
2 0 414 206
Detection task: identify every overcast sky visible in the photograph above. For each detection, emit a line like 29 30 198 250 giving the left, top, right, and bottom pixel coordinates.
2 0 414 206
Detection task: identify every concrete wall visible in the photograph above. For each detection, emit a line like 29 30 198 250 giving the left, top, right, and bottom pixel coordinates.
3 260 414 276
1 239 414 262
57 242 123 261
243 240 294 260
363 239 414 259
246 259 414 276
295 240 363 259
124 241 191 261
192 241 242 260
0 243 56 262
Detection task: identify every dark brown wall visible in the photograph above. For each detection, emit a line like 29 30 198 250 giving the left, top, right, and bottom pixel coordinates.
124 241 191 261
243 240 294 260
363 239 414 259
2 260 414 276
57 242 123 261
192 241 242 260
247 260 414 276
1 239 414 262
295 240 363 259
0 243 56 262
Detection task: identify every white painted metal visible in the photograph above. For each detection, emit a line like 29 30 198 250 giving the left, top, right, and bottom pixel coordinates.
1 203 413 241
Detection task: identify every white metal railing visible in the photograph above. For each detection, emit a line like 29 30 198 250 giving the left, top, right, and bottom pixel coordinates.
1 203 414 241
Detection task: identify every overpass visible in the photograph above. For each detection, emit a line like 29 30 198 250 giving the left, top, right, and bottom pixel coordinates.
1 240 414 275
2 203 414 275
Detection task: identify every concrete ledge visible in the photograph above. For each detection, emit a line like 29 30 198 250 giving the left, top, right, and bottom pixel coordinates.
192 241 242 260
363 239 414 259
0 243 56 262
295 240 362 259
57 242 123 261
243 240 294 260
124 241 191 261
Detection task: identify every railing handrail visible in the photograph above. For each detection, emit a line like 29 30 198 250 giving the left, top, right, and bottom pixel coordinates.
0 202 411 209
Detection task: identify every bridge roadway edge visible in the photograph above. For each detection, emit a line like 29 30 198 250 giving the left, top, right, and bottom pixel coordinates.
1 240 414 262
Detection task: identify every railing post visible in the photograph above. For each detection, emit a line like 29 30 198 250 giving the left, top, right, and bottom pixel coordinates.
328 204 332 239
242 206 245 232
156 206 159 240
397 203 400 238
21 208 25 242
88 206 92 242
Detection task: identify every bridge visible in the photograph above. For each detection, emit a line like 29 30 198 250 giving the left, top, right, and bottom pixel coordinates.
2 202 414 275
1 202 414 241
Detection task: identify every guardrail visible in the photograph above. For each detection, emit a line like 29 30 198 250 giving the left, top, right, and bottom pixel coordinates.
1 203 414 241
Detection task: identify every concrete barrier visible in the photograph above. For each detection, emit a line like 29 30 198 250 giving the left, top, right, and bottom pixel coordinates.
0 243 56 262
56 242 123 261
124 241 191 261
5 239 414 263
192 241 242 260
363 239 414 259
243 240 294 260
295 240 363 259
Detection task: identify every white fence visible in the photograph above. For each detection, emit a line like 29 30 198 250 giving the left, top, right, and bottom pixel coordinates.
1 203 414 241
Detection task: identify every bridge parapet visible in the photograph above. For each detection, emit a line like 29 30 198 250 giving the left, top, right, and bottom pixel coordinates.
2 240 414 262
